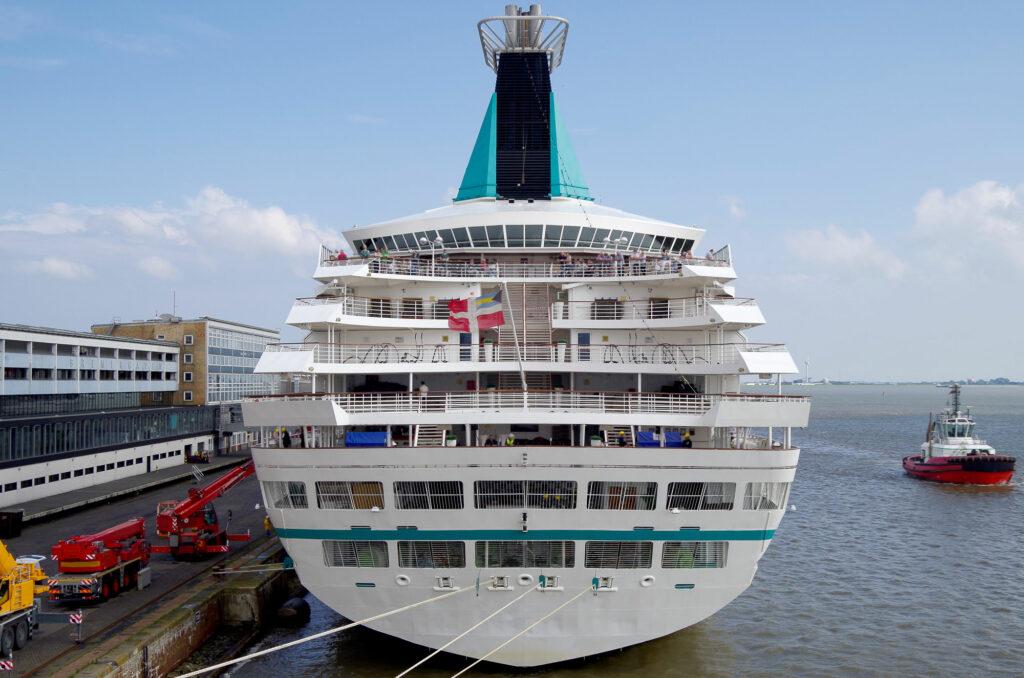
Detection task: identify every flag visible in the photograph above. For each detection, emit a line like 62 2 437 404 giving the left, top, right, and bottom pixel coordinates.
447 288 506 332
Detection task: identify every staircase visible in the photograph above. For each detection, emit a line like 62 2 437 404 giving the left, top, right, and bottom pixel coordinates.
413 425 446 447
497 371 552 390
498 283 552 346
601 425 636 447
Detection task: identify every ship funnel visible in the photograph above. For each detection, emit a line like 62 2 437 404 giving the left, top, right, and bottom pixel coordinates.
478 4 569 73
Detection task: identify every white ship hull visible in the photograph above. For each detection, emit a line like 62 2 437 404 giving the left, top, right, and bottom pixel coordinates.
254 445 798 666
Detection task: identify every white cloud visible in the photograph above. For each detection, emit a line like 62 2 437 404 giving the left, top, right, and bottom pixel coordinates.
0 57 64 70
346 113 385 125
137 255 178 280
915 180 1024 269
18 257 93 280
724 196 747 221
785 224 907 280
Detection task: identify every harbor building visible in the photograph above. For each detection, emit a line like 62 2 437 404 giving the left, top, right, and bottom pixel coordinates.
91 316 280 453
0 323 216 508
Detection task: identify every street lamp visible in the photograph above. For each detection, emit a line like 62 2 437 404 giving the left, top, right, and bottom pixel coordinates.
419 235 445 274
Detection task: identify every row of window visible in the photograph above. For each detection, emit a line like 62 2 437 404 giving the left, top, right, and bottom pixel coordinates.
322 540 728 570
1 342 175 360
2 368 176 381
0 407 216 462
351 227 695 255
0 449 185 493
263 480 791 512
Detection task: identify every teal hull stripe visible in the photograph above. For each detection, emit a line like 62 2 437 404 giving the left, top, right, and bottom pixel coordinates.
276 528 774 542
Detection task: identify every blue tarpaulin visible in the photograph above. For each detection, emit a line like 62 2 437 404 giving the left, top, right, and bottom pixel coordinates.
345 431 388 447
664 431 684 448
636 431 660 447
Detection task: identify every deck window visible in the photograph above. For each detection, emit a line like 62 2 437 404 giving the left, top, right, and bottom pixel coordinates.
666 482 736 511
261 481 308 509
474 541 575 568
394 481 464 509
322 540 389 567
397 541 466 568
315 481 385 509
584 542 653 568
742 482 790 510
586 482 657 510
662 542 728 569
473 480 577 509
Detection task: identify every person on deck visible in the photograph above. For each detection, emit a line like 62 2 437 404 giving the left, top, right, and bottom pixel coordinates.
682 431 693 448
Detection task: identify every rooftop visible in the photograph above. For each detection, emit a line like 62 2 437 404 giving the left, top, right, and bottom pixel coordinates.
0 322 178 347
92 315 278 335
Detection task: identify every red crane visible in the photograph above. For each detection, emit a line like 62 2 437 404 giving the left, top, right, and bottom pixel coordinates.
49 518 150 602
152 461 255 559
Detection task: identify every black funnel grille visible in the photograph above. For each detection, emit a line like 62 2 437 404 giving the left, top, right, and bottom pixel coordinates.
495 52 551 200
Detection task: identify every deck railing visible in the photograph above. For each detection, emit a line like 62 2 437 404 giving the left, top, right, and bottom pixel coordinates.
552 297 755 321
245 390 808 416
263 341 787 368
319 251 731 278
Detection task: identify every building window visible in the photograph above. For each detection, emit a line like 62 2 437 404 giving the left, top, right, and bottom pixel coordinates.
315 481 385 509
743 482 791 510
584 542 653 569
474 541 575 568
261 481 308 509
184 334 195 346
322 540 389 567
183 391 193 402
183 372 193 383
666 482 736 511
586 482 658 510
394 481 463 509
183 353 193 364
662 542 729 569
397 541 466 568
473 480 577 509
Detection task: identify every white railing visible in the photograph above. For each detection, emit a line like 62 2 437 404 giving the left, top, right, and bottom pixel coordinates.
319 253 731 279
552 297 755 322
263 342 788 368
292 296 447 320
246 390 808 416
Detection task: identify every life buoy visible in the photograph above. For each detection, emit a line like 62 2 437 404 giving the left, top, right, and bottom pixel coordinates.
640 575 655 588
518 573 534 586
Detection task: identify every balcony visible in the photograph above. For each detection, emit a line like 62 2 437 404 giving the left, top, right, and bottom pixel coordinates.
242 390 810 429
315 246 735 282
286 296 448 329
256 341 797 376
552 297 764 329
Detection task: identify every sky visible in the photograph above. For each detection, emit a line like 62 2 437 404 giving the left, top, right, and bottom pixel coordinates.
1 1 1022 381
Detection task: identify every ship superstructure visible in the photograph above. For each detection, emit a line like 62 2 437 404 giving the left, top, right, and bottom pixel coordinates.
243 4 810 667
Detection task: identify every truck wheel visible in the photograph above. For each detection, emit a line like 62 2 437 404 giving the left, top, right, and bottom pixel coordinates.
111 576 120 597
13 620 28 650
101 579 111 601
0 627 13 656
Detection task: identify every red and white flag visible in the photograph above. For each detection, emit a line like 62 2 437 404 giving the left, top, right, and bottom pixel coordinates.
448 288 506 333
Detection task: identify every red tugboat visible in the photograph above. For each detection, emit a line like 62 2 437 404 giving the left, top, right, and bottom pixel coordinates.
903 385 1015 485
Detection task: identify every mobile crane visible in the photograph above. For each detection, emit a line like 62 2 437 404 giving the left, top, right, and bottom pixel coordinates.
152 461 255 559
0 539 47 656
49 518 150 603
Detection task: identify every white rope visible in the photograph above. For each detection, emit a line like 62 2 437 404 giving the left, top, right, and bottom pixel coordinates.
449 587 590 678
176 583 485 678
394 585 536 678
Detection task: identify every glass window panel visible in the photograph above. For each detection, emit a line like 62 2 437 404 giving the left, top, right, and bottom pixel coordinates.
560 226 580 247
639 234 655 250
486 224 504 247
524 225 542 247
452 227 471 247
577 227 596 247
469 226 487 246
506 225 524 247
592 228 610 247
544 225 562 247
438 229 457 246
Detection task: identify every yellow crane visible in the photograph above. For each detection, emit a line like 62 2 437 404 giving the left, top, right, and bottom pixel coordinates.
0 539 47 657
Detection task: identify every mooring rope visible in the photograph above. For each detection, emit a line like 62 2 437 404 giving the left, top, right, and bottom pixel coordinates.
176 582 488 678
394 585 536 677
449 587 591 678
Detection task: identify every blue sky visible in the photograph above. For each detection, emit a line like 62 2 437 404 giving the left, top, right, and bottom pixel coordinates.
2 1 1022 380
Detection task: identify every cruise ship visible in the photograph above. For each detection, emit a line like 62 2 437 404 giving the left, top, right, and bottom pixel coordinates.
243 5 810 668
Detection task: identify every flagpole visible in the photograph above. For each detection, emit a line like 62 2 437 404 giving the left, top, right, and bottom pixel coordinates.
500 282 529 393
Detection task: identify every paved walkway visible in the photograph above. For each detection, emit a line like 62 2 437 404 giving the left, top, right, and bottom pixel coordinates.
13 451 252 523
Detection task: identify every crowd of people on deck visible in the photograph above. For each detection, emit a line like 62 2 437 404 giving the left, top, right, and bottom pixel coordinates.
326 245 721 277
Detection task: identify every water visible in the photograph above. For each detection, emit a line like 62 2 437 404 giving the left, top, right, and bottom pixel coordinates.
227 385 1024 677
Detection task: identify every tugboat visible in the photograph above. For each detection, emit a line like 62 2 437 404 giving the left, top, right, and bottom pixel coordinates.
903 385 1015 485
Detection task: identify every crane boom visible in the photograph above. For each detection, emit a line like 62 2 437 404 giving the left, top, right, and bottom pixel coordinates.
164 461 254 523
